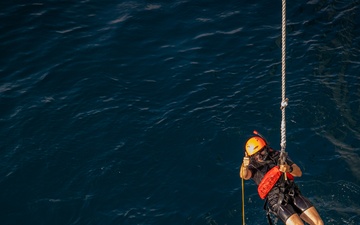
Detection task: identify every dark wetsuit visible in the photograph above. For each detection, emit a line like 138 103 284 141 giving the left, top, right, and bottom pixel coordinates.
247 149 313 224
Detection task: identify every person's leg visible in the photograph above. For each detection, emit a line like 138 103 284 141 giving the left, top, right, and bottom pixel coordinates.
285 213 304 225
300 206 324 225
291 193 323 225
276 203 303 225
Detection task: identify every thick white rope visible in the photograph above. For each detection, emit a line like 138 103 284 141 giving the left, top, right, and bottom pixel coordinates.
280 0 288 159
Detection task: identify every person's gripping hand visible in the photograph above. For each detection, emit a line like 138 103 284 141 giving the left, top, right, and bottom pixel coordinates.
243 156 250 168
279 163 291 173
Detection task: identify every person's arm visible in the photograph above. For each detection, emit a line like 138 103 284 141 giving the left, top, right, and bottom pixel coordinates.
289 163 302 177
279 163 302 177
239 157 252 180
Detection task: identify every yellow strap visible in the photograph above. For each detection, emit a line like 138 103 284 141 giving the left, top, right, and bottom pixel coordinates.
242 177 245 225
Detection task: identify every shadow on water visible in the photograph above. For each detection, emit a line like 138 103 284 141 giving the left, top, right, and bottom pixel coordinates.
312 0 360 180
309 1 360 224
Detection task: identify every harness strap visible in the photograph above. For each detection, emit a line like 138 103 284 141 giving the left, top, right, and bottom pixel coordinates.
263 182 299 225
263 198 274 225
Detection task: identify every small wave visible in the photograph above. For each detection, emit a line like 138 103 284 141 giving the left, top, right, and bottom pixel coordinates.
193 27 243 40
144 4 162 11
194 32 214 40
109 15 131 25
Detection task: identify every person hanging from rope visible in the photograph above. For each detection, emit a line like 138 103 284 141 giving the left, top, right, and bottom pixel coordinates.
240 131 324 225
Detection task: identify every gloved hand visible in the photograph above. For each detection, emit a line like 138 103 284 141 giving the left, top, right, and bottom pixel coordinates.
279 163 291 173
243 156 250 168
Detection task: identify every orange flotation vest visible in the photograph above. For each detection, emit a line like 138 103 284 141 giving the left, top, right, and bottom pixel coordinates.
257 166 294 199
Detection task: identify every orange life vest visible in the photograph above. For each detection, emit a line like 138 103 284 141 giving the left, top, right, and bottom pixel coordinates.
257 166 294 199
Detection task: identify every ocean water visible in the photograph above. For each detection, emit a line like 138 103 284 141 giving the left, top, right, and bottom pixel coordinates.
1 0 359 224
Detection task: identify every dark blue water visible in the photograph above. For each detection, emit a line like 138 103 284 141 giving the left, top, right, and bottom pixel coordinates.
1 0 360 224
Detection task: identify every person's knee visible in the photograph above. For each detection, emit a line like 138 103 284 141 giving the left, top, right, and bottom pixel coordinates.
313 217 324 225
306 214 323 225
300 206 324 225
285 214 304 225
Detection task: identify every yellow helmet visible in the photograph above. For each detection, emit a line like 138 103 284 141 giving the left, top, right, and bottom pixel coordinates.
245 136 266 156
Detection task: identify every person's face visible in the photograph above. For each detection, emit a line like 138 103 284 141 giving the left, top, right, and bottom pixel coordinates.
253 147 268 162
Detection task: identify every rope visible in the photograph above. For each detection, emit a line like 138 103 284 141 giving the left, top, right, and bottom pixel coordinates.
280 0 288 161
241 1 288 223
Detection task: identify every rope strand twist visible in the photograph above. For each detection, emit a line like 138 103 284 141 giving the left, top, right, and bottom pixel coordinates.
280 0 287 157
